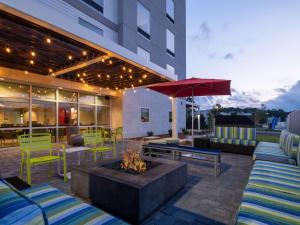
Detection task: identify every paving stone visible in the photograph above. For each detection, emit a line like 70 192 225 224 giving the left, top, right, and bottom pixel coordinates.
0 145 253 225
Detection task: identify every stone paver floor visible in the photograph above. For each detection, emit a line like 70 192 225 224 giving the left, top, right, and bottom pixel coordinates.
0 145 253 225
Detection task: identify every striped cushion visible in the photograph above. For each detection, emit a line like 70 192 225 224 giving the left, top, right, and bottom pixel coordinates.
0 180 45 225
214 127 234 139
210 138 219 143
249 161 300 196
21 184 127 225
280 130 294 156
218 138 233 144
237 185 300 225
240 140 256 146
234 127 256 141
253 141 291 164
291 135 300 167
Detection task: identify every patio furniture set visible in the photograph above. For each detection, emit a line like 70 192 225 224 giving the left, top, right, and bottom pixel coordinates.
236 129 300 224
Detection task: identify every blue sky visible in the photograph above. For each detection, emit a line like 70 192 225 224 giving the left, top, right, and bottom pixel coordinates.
186 0 300 111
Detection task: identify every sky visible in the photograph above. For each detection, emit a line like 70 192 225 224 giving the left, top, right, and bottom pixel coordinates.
186 0 300 111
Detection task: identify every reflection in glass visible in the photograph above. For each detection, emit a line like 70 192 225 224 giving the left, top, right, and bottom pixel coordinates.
80 105 95 126
97 96 110 106
0 100 29 127
32 100 56 126
0 82 29 98
59 103 78 126
97 106 110 126
79 94 95 105
141 108 149 122
58 90 77 102
32 86 56 101
137 2 150 35
166 0 174 20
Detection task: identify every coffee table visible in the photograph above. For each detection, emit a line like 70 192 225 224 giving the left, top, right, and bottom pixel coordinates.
57 146 90 179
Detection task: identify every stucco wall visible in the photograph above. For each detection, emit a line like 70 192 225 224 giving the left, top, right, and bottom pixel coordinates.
123 89 185 138
287 110 300 135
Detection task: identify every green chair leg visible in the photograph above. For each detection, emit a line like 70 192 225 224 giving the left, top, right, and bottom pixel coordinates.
27 160 31 185
20 152 24 178
94 151 97 162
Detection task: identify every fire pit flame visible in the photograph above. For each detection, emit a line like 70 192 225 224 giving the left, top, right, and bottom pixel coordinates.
121 149 147 173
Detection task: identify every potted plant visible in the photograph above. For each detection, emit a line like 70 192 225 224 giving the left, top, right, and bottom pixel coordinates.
147 130 154 136
168 129 172 137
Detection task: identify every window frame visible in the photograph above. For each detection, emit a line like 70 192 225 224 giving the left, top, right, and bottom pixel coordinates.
140 107 150 123
166 0 175 24
166 29 175 57
137 1 151 40
81 0 103 14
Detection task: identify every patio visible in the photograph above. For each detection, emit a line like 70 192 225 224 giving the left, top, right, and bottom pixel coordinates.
0 143 253 225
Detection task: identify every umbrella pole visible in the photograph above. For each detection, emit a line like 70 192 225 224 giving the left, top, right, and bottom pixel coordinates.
192 88 194 146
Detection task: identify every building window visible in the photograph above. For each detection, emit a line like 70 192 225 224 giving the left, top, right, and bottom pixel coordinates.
166 29 175 57
32 86 56 127
166 64 175 74
79 94 95 126
141 108 149 122
58 90 78 126
137 2 150 40
166 0 174 23
137 46 150 61
169 111 172 122
78 18 104 36
96 96 110 126
81 0 103 13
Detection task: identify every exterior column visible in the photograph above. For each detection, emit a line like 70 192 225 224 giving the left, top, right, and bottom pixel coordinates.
171 97 178 139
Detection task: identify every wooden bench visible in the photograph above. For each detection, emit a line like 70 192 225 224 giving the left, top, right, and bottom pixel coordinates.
142 143 221 176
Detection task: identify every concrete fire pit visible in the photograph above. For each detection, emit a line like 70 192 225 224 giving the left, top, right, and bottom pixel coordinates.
71 157 187 224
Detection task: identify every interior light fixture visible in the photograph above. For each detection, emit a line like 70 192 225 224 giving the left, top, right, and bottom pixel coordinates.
5 47 11 53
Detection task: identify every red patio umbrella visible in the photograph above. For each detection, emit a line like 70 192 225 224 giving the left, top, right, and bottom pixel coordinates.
148 78 231 139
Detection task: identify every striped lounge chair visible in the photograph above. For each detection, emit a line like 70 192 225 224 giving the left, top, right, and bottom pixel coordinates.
0 180 127 225
210 126 256 155
236 157 300 225
253 130 300 165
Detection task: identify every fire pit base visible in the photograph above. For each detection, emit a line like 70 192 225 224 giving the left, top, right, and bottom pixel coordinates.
71 157 187 224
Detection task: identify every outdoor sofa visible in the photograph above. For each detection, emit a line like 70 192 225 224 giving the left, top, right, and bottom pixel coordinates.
253 129 300 164
0 178 127 225
210 126 256 155
236 130 300 224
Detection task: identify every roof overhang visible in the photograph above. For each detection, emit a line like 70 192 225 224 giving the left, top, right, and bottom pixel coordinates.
0 3 177 93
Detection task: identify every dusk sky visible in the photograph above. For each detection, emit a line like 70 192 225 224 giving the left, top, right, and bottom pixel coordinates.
186 0 300 111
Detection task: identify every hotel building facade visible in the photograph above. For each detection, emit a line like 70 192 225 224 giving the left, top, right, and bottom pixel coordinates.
0 0 186 147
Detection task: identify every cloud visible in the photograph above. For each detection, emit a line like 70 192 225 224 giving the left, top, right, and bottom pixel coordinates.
223 53 234 59
191 22 212 41
266 80 300 111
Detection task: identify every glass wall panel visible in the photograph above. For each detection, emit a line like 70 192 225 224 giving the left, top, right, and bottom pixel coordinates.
97 96 110 106
97 106 110 126
58 103 78 126
59 90 77 102
79 94 95 105
32 86 56 101
79 105 95 126
0 82 29 128
32 100 56 127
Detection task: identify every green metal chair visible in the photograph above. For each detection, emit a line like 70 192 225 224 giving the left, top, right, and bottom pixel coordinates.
112 127 123 142
83 130 116 162
19 133 67 185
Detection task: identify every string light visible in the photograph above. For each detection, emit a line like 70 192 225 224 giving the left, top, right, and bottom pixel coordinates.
24 71 28 74
129 68 132 73
68 55 73 60
143 74 147 79
31 51 36 57
97 74 101 78
139 79 142 83
109 60 113 65
77 73 80 77
131 84 134 88
115 87 118 90
83 72 86 76
122 66 126 71
51 73 55 76
120 75 123 79
129 75 133 79
29 60 34 65
101 58 105 62
106 87 109 90
46 38 52 44
5 47 11 53
82 50 87 56
106 74 110 79
49 68 53 73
